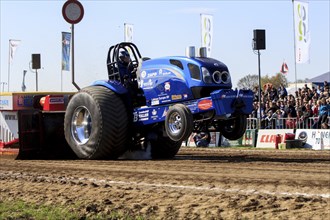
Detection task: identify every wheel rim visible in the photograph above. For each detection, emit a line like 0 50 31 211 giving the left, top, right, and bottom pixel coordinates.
168 112 183 135
71 106 92 145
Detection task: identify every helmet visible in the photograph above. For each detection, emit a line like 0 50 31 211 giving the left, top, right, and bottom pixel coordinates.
119 50 130 64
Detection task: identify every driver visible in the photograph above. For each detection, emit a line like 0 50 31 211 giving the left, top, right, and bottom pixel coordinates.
118 50 136 84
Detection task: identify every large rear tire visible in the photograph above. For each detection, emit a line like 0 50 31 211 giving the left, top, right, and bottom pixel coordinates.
219 115 247 140
64 86 129 159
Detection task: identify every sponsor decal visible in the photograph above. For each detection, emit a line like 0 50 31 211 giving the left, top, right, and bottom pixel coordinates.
49 97 64 104
0 100 9 106
147 72 157 78
161 70 172 76
17 95 33 107
260 134 281 143
138 110 149 121
151 109 158 120
133 112 138 122
183 94 188 99
142 79 153 88
4 114 17 120
158 95 170 100
151 98 159 106
197 99 213 110
158 69 172 76
162 108 168 117
164 82 170 92
141 71 147 78
221 94 236 99
171 94 182 100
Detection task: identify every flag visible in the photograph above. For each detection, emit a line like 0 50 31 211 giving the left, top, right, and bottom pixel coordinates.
124 23 133 42
201 14 213 57
62 32 71 71
280 61 289 74
9 39 21 64
293 0 311 64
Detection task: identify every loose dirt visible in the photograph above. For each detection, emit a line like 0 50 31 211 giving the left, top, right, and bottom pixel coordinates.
1 147 329 219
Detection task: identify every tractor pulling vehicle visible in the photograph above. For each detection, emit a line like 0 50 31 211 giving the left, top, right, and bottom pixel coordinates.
18 42 253 159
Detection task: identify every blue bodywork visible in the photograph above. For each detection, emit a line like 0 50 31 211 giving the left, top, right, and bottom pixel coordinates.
93 54 253 127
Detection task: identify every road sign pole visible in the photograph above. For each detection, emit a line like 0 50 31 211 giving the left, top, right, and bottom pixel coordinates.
62 0 84 91
71 24 79 90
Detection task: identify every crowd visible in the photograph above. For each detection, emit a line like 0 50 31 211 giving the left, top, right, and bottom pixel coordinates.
250 80 330 129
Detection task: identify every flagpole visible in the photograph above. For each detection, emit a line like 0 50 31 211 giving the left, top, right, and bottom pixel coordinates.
292 0 298 92
7 40 11 92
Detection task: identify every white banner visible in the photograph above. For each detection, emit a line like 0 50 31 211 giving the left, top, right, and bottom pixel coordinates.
201 14 213 57
294 0 310 64
124 23 133 42
9 39 21 64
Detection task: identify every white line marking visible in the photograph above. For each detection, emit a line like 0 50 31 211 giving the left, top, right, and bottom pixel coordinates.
2 172 330 199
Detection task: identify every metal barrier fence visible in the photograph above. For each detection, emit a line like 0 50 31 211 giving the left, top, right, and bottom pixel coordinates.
247 116 330 130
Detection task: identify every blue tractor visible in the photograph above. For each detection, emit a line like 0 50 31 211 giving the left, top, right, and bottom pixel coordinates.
63 42 253 159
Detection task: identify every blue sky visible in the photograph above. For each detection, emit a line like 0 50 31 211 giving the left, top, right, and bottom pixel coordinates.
1 0 329 92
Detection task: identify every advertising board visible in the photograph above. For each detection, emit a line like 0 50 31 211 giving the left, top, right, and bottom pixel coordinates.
295 129 330 150
256 129 294 149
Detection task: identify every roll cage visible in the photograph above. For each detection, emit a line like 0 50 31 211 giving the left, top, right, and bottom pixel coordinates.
106 42 142 84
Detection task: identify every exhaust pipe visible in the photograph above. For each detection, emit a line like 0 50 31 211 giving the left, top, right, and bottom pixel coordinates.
199 47 207 58
185 46 195 58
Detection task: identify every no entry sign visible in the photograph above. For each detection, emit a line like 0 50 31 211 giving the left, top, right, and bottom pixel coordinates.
62 0 84 24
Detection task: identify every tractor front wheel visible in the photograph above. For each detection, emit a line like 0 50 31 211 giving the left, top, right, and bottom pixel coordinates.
165 104 193 142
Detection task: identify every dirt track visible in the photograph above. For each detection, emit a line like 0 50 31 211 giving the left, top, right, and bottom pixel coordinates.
1 147 330 219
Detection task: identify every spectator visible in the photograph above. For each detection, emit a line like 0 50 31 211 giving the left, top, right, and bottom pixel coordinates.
312 99 320 116
303 83 310 92
278 84 288 99
286 112 296 129
263 110 277 129
269 87 278 101
312 97 330 129
193 131 211 147
297 103 313 128
286 100 297 118
316 85 322 95
275 109 285 129
250 82 329 130
324 81 329 91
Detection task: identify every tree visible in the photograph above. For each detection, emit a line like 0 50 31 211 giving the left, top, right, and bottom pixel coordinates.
237 73 288 91
263 73 288 89
237 74 259 90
